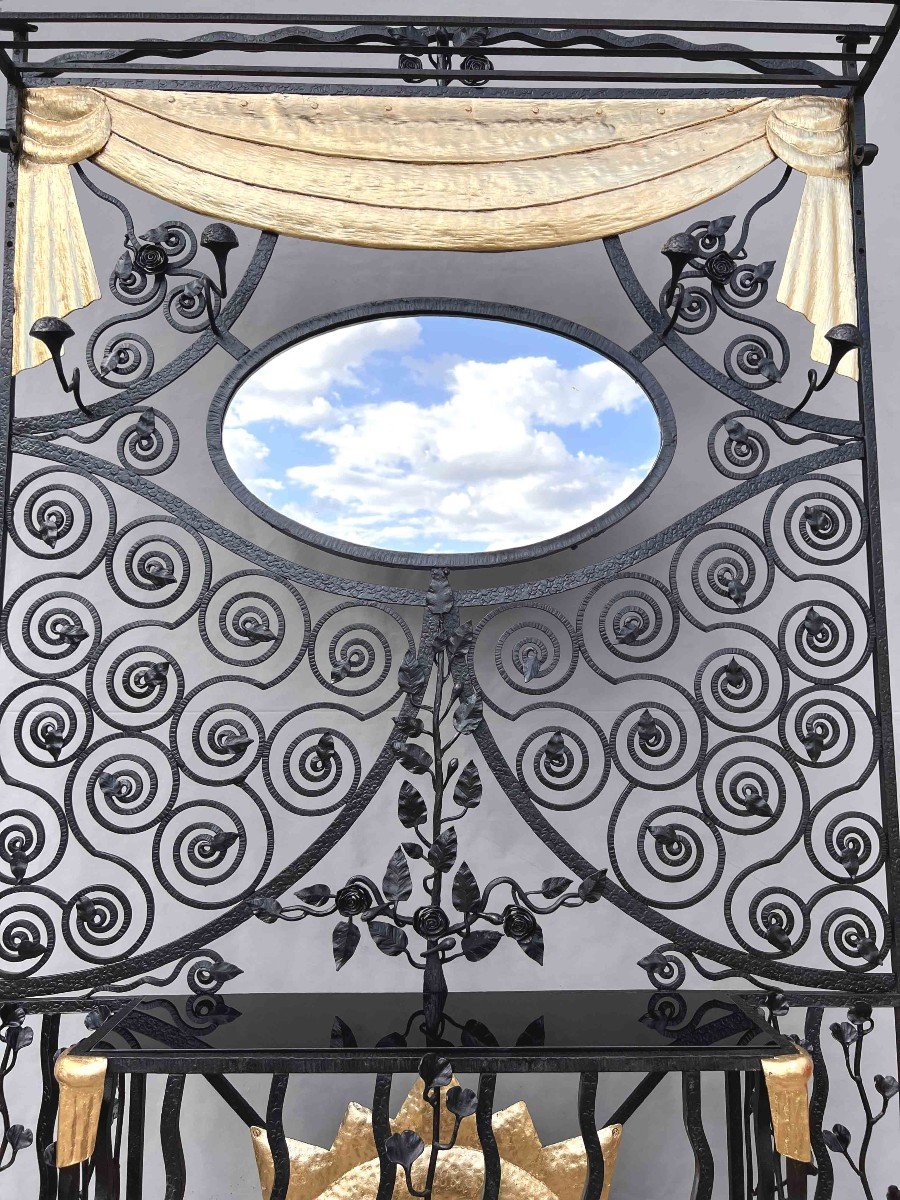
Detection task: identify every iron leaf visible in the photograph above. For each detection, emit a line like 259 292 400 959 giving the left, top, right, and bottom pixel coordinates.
453 696 483 735
541 876 572 899
330 1016 357 1048
577 870 608 904
385 1130 426 1169
398 781 427 827
446 1085 478 1118
451 861 481 912
295 884 332 907
461 930 502 962
519 924 545 965
452 761 482 809
461 1018 498 1048
428 827 458 873
383 848 413 902
398 651 427 695
369 920 409 957
332 920 361 971
394 742 434 775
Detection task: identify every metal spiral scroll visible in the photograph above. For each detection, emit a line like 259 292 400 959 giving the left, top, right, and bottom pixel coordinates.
0 165 892 1000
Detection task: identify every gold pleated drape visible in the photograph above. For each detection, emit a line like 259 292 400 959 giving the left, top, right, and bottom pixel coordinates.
17 87 856 377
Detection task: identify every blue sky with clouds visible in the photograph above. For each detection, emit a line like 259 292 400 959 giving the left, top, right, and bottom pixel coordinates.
223 316 661 554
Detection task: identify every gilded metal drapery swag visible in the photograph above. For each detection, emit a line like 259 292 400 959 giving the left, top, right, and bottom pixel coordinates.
16 87 856 376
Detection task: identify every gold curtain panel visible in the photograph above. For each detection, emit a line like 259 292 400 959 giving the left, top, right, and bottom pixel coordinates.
17 87 856 377
53 1050 108 1167
761 1047 814 1163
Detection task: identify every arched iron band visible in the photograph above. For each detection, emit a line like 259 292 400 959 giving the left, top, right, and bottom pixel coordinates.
1 611 440 998
467 693 894 994
449 641 895 993
12 438 863 609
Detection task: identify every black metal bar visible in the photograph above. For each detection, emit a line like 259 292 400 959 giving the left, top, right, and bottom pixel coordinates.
21 63 848 83
92 1072 119 1200
8 41 875 61
373 1074 395 1200
847 85 900 1099
72 1000 143 1056
160 1075 186 1200
0 28 22 618
753 1073 776 1200
2 10 893 26
266 1075 290 1200
476 1073 501 1200
204 1074 264 1130
125 1075 145 1200
603 1071 667 1126
23 79 843 100
37 1014 60 1200
682 1073 714 1200
725 1072 745 1200
578 1071 605 1200
857 2 900 91
803 1007 833 1200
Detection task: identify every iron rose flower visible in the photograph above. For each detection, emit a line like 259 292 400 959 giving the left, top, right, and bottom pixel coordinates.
335 883 372 918
502 905 537 942
413 906 451 939
705 250 736 283
134 242 169 275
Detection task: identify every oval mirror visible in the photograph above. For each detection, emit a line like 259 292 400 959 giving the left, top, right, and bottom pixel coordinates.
221 312 666 563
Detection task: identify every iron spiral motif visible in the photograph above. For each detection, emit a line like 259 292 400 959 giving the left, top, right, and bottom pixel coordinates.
658 168 793 390
248 572 607 981
0 171 892 1008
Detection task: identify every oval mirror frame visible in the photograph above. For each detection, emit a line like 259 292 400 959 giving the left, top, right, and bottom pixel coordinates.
209 298 676 570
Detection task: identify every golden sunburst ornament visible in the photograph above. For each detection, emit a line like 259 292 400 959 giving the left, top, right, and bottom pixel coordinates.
251 1076 621 1200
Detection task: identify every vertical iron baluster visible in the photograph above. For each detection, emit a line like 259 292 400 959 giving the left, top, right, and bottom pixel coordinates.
56 1166 80 1200
785 1157 809 1200
372 1073 396 1200
125 1075 145 1200
92 1070 119 1200
37 1013 60 1200
577 1071 604 1200
743 1075 756 1200
476 1072 501 1200
266 1075 290 1200
804 1007 832 1200
160 1075 186 1200
753 1070 776 1200
682 1072 714 1200
724 1071 745 1200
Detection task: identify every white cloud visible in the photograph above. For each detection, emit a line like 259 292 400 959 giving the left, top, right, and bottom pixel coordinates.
221 428 285 504
274 353 656 551
225 318 422 428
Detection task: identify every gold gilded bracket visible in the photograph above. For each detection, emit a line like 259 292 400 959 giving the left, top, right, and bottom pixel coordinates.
54 1050 108 1167
761 1047 813 1163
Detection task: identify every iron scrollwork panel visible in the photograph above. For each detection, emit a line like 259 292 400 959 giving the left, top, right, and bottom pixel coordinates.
0 140 893 1009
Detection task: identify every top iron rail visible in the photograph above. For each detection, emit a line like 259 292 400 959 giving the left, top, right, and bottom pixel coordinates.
0 10 894 25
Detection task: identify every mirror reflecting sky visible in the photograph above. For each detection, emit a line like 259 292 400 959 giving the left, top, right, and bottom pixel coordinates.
224 315 661 555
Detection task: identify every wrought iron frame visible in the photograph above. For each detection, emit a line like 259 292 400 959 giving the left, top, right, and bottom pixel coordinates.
1 7 900 1199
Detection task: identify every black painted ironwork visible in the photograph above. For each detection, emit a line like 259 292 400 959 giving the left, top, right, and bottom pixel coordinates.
0 9 898 1199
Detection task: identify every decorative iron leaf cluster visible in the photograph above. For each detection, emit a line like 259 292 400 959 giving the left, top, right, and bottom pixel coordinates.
0 1004 34 1173
384 1052 477 1199
248 570 606 976
824 1002 899 1199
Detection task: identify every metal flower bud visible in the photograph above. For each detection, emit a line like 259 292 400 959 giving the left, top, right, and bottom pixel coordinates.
200 222 239 296
824 323 864 377
661 232 700 305
29 316 75 363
